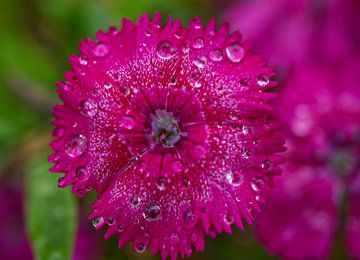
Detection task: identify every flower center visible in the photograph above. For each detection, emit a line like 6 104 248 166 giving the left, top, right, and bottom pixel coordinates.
151 110 183 147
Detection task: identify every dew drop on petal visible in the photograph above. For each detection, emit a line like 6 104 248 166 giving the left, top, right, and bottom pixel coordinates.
261 160 273 169
170 233 180 245
209 49 223 62
157 176 167 191
79 99 98 118
130 195 140 206
225 42 245 63
156 40 175 59
135 242 146 253
143 202 161 222
107 216 115 226
172 160 183 173
93 43 109 57
79 57 88 65
225 171 244 187
117 224 124 233
74 166 88 180
193 56 207 69
251 177 265 192
183 209 196 228
92 217 104 229
120 116 135 130
193 37 204 49
104 82 112 90
257 74 270 87
224 214 234 225
65 134 87 158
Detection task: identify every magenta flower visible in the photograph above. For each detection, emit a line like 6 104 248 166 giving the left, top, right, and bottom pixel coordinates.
254 61 360 259
49 12 285 259
224 0 360 69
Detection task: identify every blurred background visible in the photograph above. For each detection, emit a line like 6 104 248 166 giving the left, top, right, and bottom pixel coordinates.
0 0 359 259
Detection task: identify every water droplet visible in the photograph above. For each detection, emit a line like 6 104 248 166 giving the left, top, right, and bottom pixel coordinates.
92 217 104 229
156 40 175 59
132 216 140 224
57 177 66 187
182 177 189 187
79 99 98 118
193 56 207 69
225 42 245 63
193 37 204 49
239 78 250 90
242 125 251 135
93 43 109 57
117 224 124 232
191 233 197 243
257 74 270 87
170 233 179 245
209 49 223 62
121 87 130 96
79 57 88 65
130 195 140 206
172 160 183 173
65 134 87 158
261 160 272 169
183 210 196 228
143 202 161 222
107 216 115 226
242 148 250 159
157 176 167 191
225 171 244 187
182 43 190 54
120 116 135 130
135 242 146 253
236 196 241 202
74 166 88 180
224 214 234 225
175 30 184 39
251 177 265 192
104 83 112 90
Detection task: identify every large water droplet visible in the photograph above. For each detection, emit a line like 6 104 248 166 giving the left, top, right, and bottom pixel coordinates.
65 134 87 158
107 216 115 226
93 43 109 57
130 195 140 207
74 166 88 180
261 160 273 169
80 99 98 118
193 37 204 49
251 177 265 192
257 74 270 87
135 242 146 253
193 56 207 69
157 176 167 191
120 116 135 130
92 217 104 229
225 42 245 63
156 40 175 59
209 49 223 62
224 214 234 225
225 171 244 187
143 202 161 222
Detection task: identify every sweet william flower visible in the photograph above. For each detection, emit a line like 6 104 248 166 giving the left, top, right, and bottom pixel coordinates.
49 12 285 259
255 61 360 259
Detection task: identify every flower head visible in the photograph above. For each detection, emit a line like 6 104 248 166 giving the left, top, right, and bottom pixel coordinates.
254 61 360 259
49 12 285 259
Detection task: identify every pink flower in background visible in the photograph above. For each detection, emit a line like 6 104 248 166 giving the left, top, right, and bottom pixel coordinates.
49 12 285 259
224 0 360 69
255 61 360 259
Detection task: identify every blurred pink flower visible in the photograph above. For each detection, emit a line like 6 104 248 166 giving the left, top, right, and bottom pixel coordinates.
49 12 285 259
224 0 360 69
255 61 360 259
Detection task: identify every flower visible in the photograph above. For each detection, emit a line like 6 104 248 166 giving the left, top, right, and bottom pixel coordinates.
224 0 360 69
49 12 285 259
254 61 360 259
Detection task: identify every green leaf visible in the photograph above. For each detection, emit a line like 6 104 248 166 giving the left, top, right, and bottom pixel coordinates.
25 151 77 260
